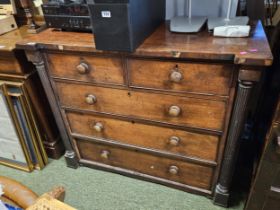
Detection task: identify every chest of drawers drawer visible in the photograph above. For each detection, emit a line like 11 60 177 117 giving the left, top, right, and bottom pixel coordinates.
66 111 220 161
56 81 227 131
75 138 214 191
47 53 125 85
128 59 234 96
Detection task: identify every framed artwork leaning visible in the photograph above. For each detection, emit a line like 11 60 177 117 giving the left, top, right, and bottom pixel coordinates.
0 81 47 172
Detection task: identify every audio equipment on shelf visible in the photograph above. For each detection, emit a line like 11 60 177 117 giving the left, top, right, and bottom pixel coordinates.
42 0 92 31
87 0 166 52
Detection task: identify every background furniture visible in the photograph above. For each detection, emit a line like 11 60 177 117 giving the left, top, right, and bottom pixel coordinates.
245 97 280 210
0 26 64 161
17 21 272 207
19 0 45 33
244 19 280 210
247 0 265 21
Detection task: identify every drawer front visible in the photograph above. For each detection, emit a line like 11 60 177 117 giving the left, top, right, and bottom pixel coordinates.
47 53 125 85
128 59 233 96
56 82 226 131
75 139 214 190
67 111 219 161
0 56 21 74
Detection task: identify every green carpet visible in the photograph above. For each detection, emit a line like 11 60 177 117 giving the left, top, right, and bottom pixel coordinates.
0 158 244 210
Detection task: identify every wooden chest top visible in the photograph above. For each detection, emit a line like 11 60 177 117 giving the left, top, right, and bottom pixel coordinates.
16 21 273 67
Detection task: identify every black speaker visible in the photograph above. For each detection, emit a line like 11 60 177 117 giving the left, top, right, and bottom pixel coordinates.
87 0 166 52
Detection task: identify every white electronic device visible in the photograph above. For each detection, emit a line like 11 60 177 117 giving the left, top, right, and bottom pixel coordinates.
208 0 249 31
170 0 206 33
214 25 251 37
0 0 17 35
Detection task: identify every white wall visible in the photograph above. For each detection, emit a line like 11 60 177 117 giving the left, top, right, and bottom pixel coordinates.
166 0 239 19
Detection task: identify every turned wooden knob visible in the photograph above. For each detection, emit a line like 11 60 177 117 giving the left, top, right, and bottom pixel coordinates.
169 136 180 146
76 62 89 74
93 122 103 132
85 94 97 105
100 150 110 159
168 106 181 117
169 165 179 175
170 70 183 83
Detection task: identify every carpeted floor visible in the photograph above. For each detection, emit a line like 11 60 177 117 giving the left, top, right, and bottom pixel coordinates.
0 158 244 210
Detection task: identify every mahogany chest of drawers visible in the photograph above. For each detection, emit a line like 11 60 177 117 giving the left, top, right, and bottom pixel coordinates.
17 21 273 206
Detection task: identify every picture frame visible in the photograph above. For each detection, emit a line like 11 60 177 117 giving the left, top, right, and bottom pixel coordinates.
0 81 47 172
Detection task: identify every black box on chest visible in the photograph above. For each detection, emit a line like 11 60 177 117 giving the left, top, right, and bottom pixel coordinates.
87 0 166 52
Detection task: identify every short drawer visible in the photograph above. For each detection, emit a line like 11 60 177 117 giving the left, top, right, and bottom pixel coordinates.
56 82 226 131
128 59 234 96
67 111 220 161
75 138 214 190
47 53 125 85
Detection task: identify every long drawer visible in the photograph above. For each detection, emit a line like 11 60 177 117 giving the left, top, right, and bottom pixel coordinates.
128 59 233 96
75 138 214 190
47 53 125 85
66 111 220 161
56 82 227 131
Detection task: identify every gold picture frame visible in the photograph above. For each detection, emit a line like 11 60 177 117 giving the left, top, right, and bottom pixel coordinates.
0 81 47 172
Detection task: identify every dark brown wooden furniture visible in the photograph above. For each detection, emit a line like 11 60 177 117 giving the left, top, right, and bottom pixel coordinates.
247 0 265 22
17 21 272 206
245 97 280 210
0 26 64 159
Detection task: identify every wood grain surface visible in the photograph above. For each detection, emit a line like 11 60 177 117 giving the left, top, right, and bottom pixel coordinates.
47 53 125 86
16 22 273 66
128 58 234 96
66 111 220 161
0 26 34 75
55 81 227 131
0 55 21 74
75 138 214 190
